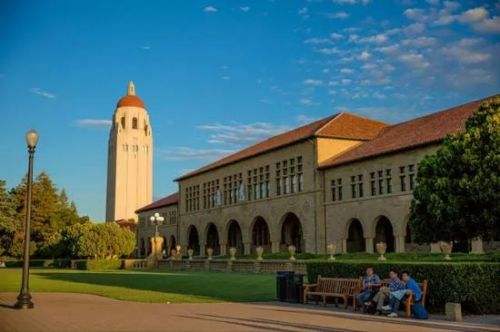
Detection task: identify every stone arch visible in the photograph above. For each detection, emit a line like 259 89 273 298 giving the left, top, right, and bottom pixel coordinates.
205 222 221 256
187 225 200 256
280 212 303 253
169 235 177 256
132 117 138 129
346 219 365 253
226 220 244 256
251 216 271 253
147 237 152 256
374 215 395 253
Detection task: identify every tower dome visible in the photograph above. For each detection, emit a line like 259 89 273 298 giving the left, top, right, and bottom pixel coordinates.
117 81 145 108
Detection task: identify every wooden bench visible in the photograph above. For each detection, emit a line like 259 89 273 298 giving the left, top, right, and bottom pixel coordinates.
376 279 428 318
303 276 361 308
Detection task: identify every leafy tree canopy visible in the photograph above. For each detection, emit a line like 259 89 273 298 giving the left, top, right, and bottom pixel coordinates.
410 96 500 244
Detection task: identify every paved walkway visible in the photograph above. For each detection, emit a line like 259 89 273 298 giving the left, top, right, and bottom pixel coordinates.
1 293 499 332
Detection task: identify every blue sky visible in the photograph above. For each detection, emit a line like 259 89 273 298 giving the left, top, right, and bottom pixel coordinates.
1 0 499 220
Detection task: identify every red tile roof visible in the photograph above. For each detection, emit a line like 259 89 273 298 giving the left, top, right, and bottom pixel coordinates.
117 95 145 108
135 192 179 213
319 96 496 169
175 113 387 181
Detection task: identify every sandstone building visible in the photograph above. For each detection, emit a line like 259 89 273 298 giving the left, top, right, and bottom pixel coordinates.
136 96 495 256
106 82 153 222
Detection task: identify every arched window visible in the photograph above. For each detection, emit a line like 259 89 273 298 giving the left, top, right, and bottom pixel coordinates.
132 117 138 129
144 124 148 136
121 117 126 129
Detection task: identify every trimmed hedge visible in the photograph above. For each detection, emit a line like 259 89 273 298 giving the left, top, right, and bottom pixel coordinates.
75 258 122 271
306 261 500 314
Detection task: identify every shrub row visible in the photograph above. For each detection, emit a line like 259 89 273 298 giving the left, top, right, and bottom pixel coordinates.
4 258 71 268
74 258 122 271
306 261 500 314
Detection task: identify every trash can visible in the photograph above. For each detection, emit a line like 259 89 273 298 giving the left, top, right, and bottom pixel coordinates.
293 273 305 303
276 271 294 302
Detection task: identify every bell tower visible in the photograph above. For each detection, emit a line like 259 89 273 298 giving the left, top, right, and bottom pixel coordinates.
106 81 153 222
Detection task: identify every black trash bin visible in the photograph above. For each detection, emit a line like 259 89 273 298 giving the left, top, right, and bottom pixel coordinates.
293 273 305 303
276 271 294 302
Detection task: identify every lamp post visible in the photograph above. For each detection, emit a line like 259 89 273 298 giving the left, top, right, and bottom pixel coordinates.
15 129 39 309
150 213 164 257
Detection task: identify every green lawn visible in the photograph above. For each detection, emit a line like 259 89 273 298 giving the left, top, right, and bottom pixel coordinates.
0 268 276 303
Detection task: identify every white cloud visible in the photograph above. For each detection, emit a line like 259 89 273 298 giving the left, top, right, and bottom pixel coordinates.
196 122 290 146
315 47 341 55
330 32 344 40
140 46 151 50
299 97 319 106
398 53 430 69
458 7 488 23
401 36 437 47
358 51 371 61
75 119 112 129
303 79 323 86
220 76 230 80
327 11 350 19
203 5 218 13
359 33 388 44
340 68 354 74
442 38 491 64
332 0 371 5
240 6 250 12
159 147 234 161
296 114 319 124
30 88 55 99
304 37 332 45
375 44 399 54
298 7 308 15
404 8 426 21
404 22 425 35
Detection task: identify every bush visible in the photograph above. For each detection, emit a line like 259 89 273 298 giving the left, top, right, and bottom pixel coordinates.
5 259 50 267
306 261 500 314
51 258 71 268
75 258 122 271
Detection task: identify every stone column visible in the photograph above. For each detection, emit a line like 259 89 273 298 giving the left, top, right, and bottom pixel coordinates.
244 242 251 256
365 237 374 253
271 241 280 253
220 242 227 256
430 242 441 253
395 236 405 253
342 239 347 253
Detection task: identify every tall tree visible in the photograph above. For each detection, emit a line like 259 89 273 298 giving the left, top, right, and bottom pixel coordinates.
0 180 16 256
410 96 500 244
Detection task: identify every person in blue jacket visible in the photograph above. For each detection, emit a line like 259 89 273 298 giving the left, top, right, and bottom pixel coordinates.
387 271 422 317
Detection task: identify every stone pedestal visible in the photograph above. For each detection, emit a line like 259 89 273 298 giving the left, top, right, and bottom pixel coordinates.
430 242 441 253
226 260 233 272
220 243 227 256
365 238 374 253
150 236 164 258
254 261 262 273
471 238 484 254
244 242 251 255
445 303 462 322
271 242 280 253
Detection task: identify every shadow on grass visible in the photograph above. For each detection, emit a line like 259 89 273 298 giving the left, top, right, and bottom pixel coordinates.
32 270 275 302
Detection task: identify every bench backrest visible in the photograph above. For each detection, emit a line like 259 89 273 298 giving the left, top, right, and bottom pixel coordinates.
316 276 361 295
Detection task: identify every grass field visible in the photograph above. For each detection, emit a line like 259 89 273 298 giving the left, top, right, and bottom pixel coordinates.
0 268 276 303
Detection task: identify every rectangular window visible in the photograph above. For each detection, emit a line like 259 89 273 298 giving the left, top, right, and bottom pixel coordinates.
351 175 356 199
386 169 392 194
276 179 281 196
399 166 406 192
265 181 269 198
298 173 303 192
370 172 376 196
409 164 415 190
331 180 336 201
358 174 364 198
378 170 384 195
337 178 343 201
291 175 297 193
283 176 289 194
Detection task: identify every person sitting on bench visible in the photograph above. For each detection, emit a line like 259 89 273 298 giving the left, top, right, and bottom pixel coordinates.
356 267 381 310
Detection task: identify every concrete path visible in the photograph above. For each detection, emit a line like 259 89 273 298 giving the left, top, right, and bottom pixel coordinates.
0 293 498 332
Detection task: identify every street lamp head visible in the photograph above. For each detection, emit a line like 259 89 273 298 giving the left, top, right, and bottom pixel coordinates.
150 216 155 222
154 212 160 218
25 129 39 149
157 216 164 222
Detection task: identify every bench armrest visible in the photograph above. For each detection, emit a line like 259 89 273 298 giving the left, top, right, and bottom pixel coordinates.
303 283 318 292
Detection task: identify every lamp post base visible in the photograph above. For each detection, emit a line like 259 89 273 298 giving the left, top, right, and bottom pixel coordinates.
14 293 34 309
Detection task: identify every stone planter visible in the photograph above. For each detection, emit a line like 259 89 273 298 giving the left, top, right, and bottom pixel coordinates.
288 245 296 261
255 246 264 261
170 249 177 258
376 242 387 261
187 248 194 261
229 247 237 261
327 243 336 261
206 247 214 260
445 302 462 322
439 241 453 260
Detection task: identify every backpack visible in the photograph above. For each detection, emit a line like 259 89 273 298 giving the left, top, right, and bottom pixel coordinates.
412 303 428 319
